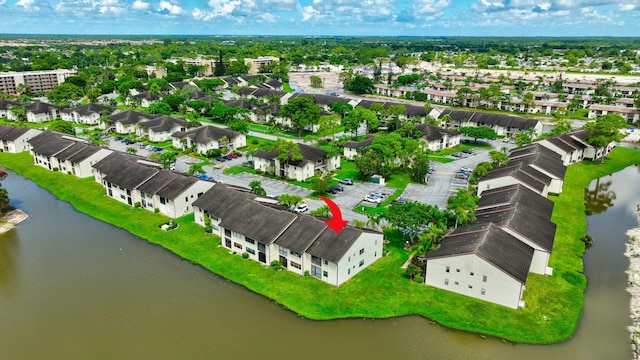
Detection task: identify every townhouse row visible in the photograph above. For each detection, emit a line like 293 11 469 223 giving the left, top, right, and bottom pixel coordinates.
7 127 384 287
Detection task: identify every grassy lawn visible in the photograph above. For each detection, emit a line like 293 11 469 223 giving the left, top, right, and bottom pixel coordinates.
223 166 256 175
2 147 639 344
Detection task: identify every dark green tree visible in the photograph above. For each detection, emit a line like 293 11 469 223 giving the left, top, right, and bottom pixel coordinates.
279 97 321 138
459 126 498 142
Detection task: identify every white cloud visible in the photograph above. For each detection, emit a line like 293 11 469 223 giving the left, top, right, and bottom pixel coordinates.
301 5 321 21
206 0 241 16
16 0 36 9
538 1 551 10
131 0 150 10
0 0 6 5
158 0 184 14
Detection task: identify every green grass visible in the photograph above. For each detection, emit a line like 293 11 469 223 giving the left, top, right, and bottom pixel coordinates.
2 147 640 344
224 166 256 175
282 82 294 93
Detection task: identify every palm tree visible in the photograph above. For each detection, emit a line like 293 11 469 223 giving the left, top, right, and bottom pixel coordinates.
447 188 479 228
126 147 138 155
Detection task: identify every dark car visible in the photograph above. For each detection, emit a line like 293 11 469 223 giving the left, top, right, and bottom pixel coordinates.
223 155 233 161
197 174 213 181
328 185 343 194
123 139 134 145
216 156 227 162
242 160 254 167
391 197 407 205
462 149 474 154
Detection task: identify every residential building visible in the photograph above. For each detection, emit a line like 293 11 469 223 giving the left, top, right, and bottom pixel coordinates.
60 103 118 125
92 152 213 218
27 130 112 177
106 110 160 134
413 123 461 151
171 125 246 154
252 143 340 181
244 56 280 75
0 69 76 94
424 223 534 309
135 116 188 142
24 102 64 123
0 126 41 153
192 184 383 286
343 136 375 160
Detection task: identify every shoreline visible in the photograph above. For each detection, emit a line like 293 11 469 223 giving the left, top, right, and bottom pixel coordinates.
627 209 640 359
0 208 29 234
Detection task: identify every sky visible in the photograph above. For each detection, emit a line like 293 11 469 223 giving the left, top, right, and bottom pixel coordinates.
0 0 639 37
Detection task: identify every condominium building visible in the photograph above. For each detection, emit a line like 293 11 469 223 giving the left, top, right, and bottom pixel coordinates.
244 56 279 75
0 69 76 94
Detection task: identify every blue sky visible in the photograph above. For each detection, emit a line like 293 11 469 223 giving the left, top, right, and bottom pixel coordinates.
0 0 638 36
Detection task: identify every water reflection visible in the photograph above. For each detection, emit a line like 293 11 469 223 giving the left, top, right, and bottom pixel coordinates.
0 231 19 300
585 177 616 214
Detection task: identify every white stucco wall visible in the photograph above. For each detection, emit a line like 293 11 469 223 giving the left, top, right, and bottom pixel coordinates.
425 254 526 309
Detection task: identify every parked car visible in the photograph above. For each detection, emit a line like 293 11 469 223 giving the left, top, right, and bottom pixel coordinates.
123 139 134 145
339 178 354 185
451 152 462 158
364 195 382 204
462 149 474 154
223 155 233 161
233 152 243 157
197 174 213 181
391 197 407 205
229 153 238 159
460 166 472 172
369 191 388 198
242 160 254 167
216 156 227 162
455 171 470 179
328 185 343 194
293 204 309 213
327 187 339 194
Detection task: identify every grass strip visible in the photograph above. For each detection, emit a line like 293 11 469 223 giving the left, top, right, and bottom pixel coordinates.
1 147 639 343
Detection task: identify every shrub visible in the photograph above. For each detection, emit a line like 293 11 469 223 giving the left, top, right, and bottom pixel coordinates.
304 270 310 277
154 208 159 213
414 274 424 283
52 167 58 171
252 139 259 145
134 201 141 208
270 260 282 270
241 252 249 259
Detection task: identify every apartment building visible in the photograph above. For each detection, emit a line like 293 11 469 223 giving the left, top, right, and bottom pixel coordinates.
0 69 76 94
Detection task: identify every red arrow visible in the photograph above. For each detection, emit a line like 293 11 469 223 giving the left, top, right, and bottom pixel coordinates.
318 195 349 233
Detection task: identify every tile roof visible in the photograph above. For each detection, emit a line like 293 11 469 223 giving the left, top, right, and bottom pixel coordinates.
427 223 534 283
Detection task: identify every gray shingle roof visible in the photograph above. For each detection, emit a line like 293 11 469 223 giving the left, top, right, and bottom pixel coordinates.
414 123 461 142
192 184 255 218
344 135 375 150
92 152 160 190
273 214 326 254
508 143 567 180
477 184 554 217
108 110 159 125
138 116 188 132
253 143 325 166
219 200 297 245
137 171 198 200
171 125 241 145
305 226 363 263
27 130 75 156
472 203 556 251
0 125 34 141
66 103 116 117
427 223 534 283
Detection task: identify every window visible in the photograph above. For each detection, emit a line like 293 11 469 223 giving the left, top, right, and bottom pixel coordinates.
456 268 460 272
233 242 242 250
311 256 321 266
246 238 255 245
470 272 474 276
454 281 459 285
324 260 328 265
232 231 242 238
481 288 486 295
311 265 322 279
225 229 232 237
290 251 301 258
246 248 255 255
446 266 450 273
258 243 266 252
291 262 301 269
279 247 288 256
468 285 473 289
444 279 449 285
323 271 328 277
359 260 365 267
359 248 364 255
483 275 488 282
225 238 231 248
185 196 188 202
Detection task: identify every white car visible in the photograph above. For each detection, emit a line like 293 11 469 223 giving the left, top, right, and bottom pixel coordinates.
293 204 309 213
370 191 388 198
364 195 382 204
460 166 472 172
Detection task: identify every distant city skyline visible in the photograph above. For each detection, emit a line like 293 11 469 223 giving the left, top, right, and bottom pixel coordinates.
0 0 638 37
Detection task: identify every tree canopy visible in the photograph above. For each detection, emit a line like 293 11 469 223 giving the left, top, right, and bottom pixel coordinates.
279 96 321 138
459 126 498 142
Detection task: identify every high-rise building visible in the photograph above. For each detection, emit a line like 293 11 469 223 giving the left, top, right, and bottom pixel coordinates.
0 69 76 94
